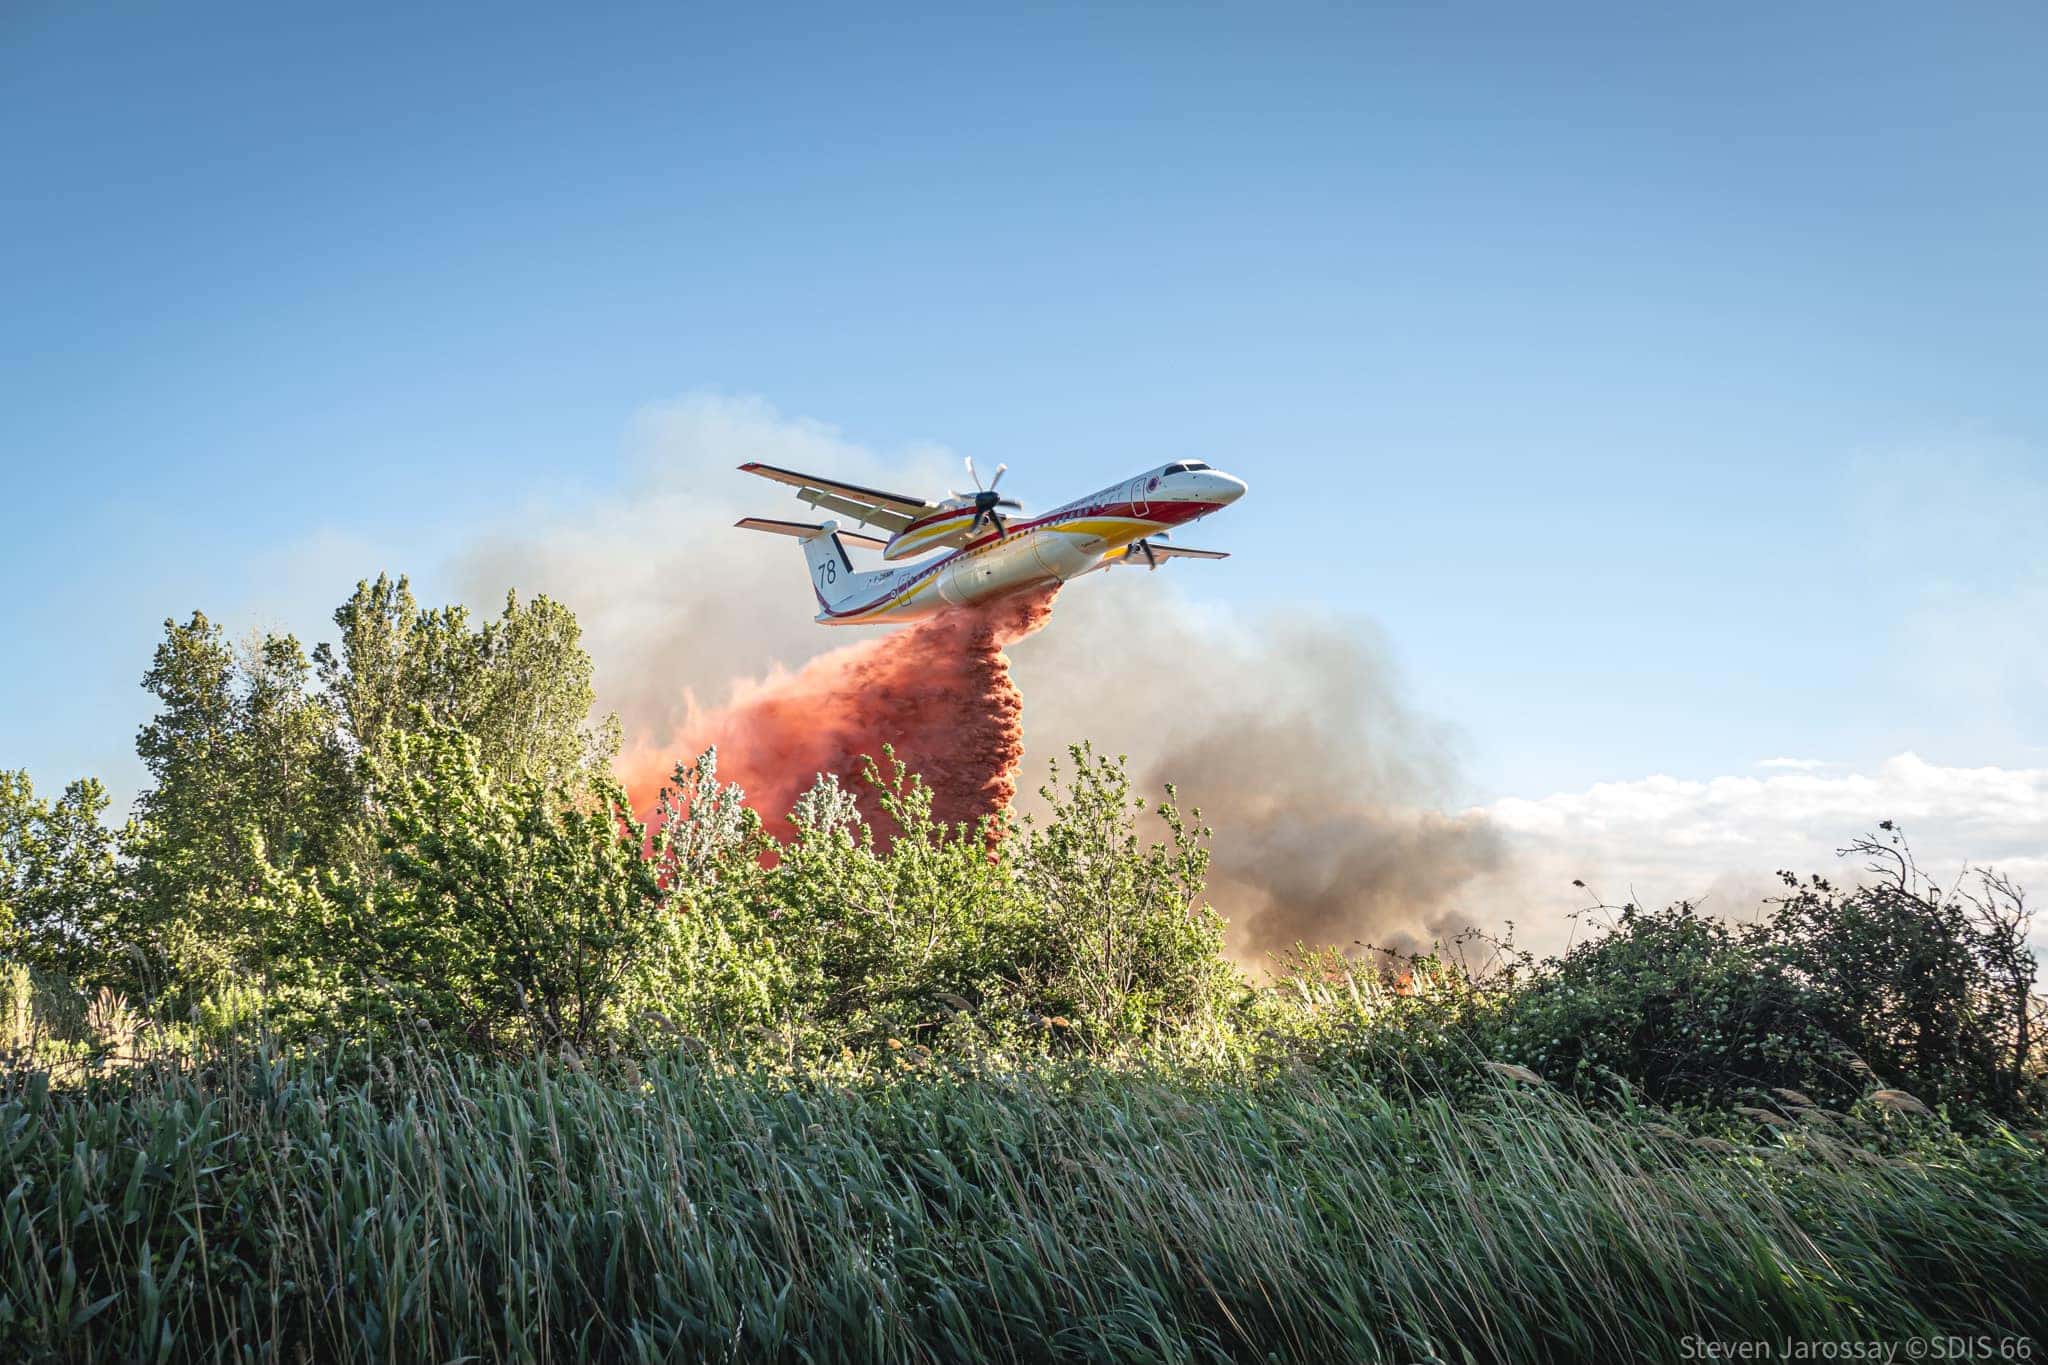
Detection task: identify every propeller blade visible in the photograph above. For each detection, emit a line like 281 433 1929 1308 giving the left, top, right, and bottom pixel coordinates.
988 463 1007 491
1139 538 1158 569
995 497 1022 509
964 456 982 492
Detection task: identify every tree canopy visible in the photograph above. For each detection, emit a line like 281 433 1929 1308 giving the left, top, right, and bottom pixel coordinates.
1 574 2039 1123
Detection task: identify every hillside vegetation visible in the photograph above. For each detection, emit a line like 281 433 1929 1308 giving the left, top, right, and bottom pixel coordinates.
4 577 2044 1362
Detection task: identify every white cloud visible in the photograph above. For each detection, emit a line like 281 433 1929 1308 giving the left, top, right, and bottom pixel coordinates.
1473 754 2048 954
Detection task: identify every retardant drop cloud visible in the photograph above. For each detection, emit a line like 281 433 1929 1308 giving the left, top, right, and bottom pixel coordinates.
620 586 1056 841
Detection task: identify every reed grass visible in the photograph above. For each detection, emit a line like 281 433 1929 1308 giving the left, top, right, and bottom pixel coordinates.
4 1046 2044 1362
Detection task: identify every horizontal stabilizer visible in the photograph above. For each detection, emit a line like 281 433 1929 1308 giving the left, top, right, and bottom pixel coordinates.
735 517 890 552
738 462 934 533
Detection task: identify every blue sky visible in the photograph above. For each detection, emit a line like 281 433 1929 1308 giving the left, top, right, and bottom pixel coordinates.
4 1 2044 813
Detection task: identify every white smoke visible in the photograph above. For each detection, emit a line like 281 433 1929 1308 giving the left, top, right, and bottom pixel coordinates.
454 393 954 745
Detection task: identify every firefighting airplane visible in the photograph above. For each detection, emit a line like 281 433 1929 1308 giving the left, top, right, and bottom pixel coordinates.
736 457 1247 625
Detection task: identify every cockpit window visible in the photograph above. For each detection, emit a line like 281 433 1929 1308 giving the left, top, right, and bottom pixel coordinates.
1162 460 1211 474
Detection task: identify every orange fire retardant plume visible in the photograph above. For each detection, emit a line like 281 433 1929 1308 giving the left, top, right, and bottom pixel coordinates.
623 586 1058 841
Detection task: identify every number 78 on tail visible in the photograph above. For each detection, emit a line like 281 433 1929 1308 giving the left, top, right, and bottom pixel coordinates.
735 457 1247 625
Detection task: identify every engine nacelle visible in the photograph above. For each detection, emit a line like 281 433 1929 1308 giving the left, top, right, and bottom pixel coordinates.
884 507 975 560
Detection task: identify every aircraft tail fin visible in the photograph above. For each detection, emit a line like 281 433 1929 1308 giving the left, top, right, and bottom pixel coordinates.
734 517 872 609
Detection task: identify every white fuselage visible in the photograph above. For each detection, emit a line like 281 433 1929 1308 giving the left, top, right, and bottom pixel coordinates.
811 462 1246 624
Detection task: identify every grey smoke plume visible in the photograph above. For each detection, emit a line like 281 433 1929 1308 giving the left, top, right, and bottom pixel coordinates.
452 393 1505 964
1006 582 1505 963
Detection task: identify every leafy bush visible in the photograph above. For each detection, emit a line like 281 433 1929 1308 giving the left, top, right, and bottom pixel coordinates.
1250 944 1504 1097
1010 743 1235 1045
1765 828 2041 1117
1492 902 1848 1107
1472 829 2042 1118
284 724 665 1051
637 744 1236 1064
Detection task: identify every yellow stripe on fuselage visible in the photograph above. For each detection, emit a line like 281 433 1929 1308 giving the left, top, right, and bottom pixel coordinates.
1043 515 1162 545
830 572 941 622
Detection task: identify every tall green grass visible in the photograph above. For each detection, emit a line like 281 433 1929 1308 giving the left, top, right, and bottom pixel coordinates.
4 1048 2044 1363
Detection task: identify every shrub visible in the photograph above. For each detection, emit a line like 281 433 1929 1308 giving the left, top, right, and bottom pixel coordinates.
1494 902 1850 1107
645 749 1036 1061
1010 743 1236 1045
1474 828 2043 1117
1762 828 2041 1117
635 745 1238 1064
287 724 665 1051
1252 944 1503 1095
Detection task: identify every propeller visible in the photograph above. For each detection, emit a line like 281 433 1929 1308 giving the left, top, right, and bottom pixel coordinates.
1130 531 1168 569
952 457 1022 538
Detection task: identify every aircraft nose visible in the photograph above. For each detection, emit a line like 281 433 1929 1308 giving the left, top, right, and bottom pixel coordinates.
1198 470 1247 505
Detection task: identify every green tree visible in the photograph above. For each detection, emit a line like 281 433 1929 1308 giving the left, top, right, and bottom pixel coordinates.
125 614 348 998
1013 744 1234 1042
313 574 617 795
241 633 354 873
306 723 664 1050
0 770 124 981
130 611 244 921
119 580 618 1009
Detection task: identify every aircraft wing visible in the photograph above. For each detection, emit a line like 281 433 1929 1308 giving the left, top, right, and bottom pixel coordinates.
1104 542 1231 567
738 462 937 534
735 517 892 551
